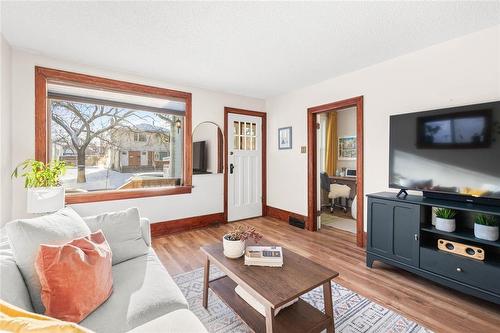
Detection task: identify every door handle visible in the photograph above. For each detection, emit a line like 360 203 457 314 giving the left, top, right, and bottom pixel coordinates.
230 163 234 174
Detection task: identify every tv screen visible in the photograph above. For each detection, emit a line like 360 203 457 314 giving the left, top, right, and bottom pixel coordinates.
193 141 206 173
389 101 500 201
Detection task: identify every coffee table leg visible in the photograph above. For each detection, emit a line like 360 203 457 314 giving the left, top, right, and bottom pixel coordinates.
323 280 335 333
265 306 275 333
202 257 210 309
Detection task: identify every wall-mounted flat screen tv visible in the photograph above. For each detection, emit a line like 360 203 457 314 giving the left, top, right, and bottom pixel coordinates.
389 101 500 204
193 141 206 174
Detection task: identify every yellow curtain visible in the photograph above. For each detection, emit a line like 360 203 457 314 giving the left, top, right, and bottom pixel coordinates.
325 112 337 176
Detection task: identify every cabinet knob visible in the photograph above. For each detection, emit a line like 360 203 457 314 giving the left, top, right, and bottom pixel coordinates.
414 234 419 241
456 267 462 272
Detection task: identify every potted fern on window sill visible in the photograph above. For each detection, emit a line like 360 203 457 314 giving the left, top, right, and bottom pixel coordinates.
12 159 66 214
474 214 499 241
435 208 457 232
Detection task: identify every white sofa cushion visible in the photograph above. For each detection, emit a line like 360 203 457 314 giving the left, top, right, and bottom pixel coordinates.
0 248 34 312
127 309 207 333
80 249 188 333
5 207 91 313
82 208 149 265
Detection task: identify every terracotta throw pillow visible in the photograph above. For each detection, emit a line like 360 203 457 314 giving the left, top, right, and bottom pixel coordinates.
35 230 113 323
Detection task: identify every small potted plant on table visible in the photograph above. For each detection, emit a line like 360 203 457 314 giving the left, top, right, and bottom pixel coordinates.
435 208 457 232
12 159 66 214
474 214 499 241
223 225 262 259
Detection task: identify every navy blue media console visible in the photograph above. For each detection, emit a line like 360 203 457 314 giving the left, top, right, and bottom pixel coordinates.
366 192 500 305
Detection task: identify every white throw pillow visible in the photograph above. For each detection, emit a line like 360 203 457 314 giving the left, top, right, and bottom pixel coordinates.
5 207 91 314
82 207 149 265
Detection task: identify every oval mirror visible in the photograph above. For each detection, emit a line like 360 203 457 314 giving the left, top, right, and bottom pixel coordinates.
192 121 224 174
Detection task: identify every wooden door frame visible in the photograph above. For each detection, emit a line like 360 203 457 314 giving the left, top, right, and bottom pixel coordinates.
224 107 267 222
307 96 364 247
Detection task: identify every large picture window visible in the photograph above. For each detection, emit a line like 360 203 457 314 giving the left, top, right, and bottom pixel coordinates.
35 67 192 204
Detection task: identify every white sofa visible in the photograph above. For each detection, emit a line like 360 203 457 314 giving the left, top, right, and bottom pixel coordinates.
0 215 207 333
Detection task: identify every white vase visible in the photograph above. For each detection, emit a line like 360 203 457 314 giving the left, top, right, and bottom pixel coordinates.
27 186 65 214
435 217 456 232
431 208 437 226
474 223 499 241
223 236 246 259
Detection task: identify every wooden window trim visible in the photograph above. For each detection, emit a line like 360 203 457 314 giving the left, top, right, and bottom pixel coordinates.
35 66 192 204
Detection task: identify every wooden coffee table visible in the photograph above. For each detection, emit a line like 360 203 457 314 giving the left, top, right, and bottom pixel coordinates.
201 242 339 333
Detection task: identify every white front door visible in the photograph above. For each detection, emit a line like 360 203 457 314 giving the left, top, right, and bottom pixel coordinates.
227 113 262 221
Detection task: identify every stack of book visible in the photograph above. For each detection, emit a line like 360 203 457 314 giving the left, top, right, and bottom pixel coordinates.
244 246 283 267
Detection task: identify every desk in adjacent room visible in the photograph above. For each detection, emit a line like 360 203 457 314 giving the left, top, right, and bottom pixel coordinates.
329 176 357 200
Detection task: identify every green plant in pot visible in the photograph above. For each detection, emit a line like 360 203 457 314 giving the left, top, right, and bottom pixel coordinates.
12 159 66 214
474 214 499 241
223 225 262 259
434 208 457 232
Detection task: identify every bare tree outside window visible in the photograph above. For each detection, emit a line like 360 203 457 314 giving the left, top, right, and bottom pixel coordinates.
50 100 184 192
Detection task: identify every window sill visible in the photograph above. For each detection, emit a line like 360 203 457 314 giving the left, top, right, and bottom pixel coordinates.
65 186 192 205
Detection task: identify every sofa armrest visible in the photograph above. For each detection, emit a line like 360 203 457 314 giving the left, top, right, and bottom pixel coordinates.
140 218 151 247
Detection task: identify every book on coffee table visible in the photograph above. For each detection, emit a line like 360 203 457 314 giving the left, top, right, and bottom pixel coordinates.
244 246 283 267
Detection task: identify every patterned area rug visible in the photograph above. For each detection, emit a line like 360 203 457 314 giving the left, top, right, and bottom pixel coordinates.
173 266 432 333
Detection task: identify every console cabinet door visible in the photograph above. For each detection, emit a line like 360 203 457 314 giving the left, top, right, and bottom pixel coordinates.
368 198 420 267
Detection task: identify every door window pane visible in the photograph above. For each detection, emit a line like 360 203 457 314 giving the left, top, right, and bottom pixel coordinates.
246 137 252 150
234 135 240 150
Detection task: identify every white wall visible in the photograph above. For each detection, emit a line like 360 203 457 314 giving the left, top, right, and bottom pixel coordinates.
0 34 12 226
336 107 357 170
266 25 500 229
9 50 264 222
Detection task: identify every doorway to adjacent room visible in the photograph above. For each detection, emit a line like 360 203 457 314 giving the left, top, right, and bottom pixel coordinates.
317 107 358 235
307 96 364 247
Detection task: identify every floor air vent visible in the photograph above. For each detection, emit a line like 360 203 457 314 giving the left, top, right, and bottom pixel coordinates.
289 216 305 229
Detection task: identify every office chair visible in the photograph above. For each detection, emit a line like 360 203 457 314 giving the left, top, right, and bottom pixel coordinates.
320 173 331 208
320 173 351 213
328 184 351 214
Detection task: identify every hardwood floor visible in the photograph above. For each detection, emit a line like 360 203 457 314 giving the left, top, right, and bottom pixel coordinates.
152 217 500 333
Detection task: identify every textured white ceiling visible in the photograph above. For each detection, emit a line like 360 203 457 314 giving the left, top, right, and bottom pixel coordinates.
2 1 499 98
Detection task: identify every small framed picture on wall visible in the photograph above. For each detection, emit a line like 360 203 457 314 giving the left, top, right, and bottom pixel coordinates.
278 126 292 150
338 135 356 160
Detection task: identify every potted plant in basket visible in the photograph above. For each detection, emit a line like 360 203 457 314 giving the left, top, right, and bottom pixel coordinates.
434 208 457 232
223 225 262 259
474 214 499 241
12 159 66 214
